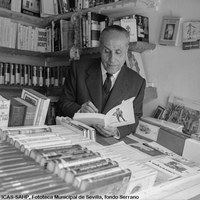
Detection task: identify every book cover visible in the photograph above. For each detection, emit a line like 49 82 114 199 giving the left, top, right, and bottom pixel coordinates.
40 0 58 17
135 14 149 42
8 98 26 127
47 152 101 173
120 17 137 42
13 97 36 126
73 97 135 128
31 144 83 163
146 156 198 180
182 138 200 165
162 95 200 136
21 88 50 126
135 119 160 141
0 95 10 128
75 168 131 193
36 27 48 52
63 159 119 185
157 126 189 156
21 0 40 17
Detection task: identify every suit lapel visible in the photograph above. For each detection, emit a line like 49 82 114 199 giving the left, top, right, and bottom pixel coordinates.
86 61 103 111
103 65 130 114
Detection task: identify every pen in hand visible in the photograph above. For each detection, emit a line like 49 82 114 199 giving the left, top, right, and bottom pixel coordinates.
80 101 98 113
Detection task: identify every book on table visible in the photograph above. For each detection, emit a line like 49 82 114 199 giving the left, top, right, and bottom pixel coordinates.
8 98 26 127
13 97 37 126
21 88 50 126
73 97 135 127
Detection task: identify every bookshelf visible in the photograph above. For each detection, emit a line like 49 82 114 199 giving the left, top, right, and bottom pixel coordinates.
0 0 158 116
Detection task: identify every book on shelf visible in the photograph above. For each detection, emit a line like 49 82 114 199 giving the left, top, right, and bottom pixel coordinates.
135 14 149 42
21 88 50 126
0 95 10 128
40 0 58 17
120 17 137 42
87 12 109 47
8 98 26 127
12 97 36 126
73 97 135 128
21 0 40 17
60 19 74 51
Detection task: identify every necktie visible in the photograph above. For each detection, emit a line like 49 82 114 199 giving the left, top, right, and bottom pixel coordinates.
103 73 112 94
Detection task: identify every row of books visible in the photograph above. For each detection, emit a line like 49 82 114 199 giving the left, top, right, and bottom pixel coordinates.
40 0 123 17
0 88 50 128
0 11 149 53
0 0 123 17
0 16 49 52
113 14 149 43
0 62 69 87
0 140 78 195
0 125 132 194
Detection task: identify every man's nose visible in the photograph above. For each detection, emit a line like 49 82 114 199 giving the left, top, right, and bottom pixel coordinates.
109 53 116 62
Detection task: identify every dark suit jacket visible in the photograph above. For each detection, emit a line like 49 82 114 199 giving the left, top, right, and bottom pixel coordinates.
58 57 146 139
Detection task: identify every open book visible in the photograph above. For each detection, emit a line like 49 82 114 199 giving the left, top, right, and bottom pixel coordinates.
73 97 135 127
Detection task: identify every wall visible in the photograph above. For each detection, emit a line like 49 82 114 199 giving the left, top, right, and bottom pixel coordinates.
142 0 200 116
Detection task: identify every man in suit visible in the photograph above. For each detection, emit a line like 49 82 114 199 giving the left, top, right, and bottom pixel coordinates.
58 25 146 139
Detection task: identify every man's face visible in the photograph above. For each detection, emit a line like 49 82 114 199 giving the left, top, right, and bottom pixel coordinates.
100 30 129 74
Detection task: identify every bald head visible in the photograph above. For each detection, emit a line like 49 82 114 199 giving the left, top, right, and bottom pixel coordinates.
99 25 130 74
100 25 130 46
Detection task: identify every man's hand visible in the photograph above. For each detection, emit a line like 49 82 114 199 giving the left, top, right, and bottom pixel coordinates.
93 125 119 138
80 101 98 113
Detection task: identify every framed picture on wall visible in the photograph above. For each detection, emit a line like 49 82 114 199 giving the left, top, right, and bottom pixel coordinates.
159 16 181 46
152 106 165 119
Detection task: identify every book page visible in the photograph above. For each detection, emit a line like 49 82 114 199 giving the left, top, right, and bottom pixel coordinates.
73 97 135 127
105 97 135 127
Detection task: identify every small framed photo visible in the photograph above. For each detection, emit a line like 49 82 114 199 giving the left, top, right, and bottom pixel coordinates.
152 106 165 119
159 16 181 46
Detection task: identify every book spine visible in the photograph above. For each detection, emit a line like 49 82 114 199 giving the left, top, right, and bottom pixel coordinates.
10 63 15 85
0 62 4 84
64 159 118 185
47 152 101 173
77 168 131 192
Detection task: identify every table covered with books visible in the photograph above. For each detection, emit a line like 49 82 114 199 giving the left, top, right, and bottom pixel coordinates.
1 118 200 200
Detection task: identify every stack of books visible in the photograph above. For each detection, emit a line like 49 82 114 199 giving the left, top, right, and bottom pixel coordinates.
8 89 50 127
0 125 132 195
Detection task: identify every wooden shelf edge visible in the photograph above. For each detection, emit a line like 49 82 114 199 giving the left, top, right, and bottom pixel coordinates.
0 47 46 58
0 7 44 26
